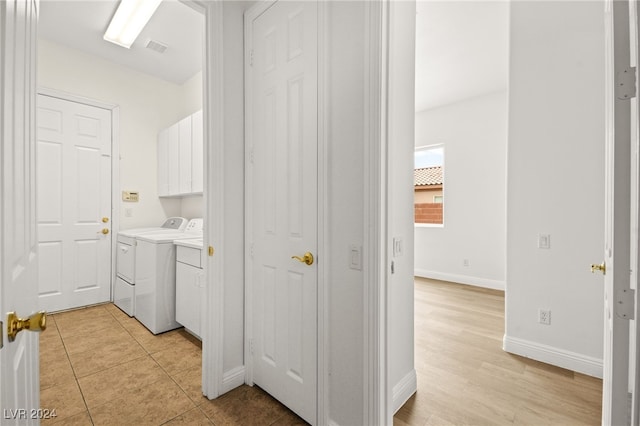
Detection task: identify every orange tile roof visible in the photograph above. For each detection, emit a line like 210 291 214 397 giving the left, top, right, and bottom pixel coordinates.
414 166 443 186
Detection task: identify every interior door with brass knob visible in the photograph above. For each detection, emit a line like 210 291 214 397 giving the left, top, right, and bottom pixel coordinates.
246 1 319 422
0 0 42 417
36 94 113 312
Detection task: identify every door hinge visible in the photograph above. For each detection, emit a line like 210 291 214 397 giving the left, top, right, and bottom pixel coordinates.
250 147 254 164
249 338 254 354
250 243 254 258
615 288 635 320
616 66 636 100
250 50 254 67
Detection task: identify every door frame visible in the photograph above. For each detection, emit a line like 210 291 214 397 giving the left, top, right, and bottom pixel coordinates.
204 0 391 422
36 87 120 304
242 0 328 423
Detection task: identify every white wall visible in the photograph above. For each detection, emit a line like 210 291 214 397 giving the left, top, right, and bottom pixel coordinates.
218 0 249 378
505 1 605 376
388 0 417 415
415 91 508 290
38 39 204 229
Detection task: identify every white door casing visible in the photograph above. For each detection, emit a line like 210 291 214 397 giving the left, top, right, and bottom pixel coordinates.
0 0 42 422
604 0 634 424
36 94 112 313
246 1 318 423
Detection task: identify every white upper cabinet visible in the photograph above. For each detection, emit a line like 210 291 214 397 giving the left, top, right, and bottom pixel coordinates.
157 128 169 196
158 109 203 197
192 110 204 193
167 123 180 195
179 115 193 194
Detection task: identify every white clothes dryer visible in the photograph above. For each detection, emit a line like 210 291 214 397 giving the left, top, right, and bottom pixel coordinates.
134 218 203 334
115 217 188 316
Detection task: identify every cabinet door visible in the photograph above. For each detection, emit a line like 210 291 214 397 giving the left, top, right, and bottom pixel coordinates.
192 110 204 193
176 262 201 337
157 128 169 196
168 123 180 195
179 116 192 194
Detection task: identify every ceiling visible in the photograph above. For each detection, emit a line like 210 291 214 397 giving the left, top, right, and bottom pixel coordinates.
415 1 509 112
38 0 204 85
38 1 507 110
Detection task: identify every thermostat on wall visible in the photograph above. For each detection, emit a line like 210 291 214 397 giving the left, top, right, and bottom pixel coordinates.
122 191 139 202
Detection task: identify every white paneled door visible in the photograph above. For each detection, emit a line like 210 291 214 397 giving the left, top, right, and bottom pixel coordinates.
603 0 638 424
36 94 112 312
0 0 42 422
247 1 318 424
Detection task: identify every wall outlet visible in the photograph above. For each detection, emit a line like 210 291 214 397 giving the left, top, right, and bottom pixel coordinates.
538 309 551 325
537 234 551 249
463 259 470 267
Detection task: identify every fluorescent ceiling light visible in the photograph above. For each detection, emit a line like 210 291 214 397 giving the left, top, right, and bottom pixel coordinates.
103 0 162 49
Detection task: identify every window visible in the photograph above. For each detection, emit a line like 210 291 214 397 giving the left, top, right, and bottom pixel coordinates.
414 145 444 225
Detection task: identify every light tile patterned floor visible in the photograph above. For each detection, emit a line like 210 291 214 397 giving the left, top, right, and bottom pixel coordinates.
40 303 306 425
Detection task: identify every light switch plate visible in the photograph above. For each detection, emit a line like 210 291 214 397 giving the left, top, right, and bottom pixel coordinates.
393 237 403 257
349 245 362 270
538 234 551 249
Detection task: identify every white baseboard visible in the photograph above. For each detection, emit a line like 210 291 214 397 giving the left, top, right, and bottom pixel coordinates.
503 335 603 378
221 366 246 394
415 269 505 291
392 369 417 414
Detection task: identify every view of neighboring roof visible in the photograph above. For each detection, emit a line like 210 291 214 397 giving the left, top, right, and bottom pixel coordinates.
414 166 443 186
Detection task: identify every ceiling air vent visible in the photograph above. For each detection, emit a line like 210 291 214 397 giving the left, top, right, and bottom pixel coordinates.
145 39 167 54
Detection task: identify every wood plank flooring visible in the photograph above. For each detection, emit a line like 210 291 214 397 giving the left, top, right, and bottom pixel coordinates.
394 278 602 426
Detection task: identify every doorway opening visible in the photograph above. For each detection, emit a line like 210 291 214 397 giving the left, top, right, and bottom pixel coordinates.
36 0 208 410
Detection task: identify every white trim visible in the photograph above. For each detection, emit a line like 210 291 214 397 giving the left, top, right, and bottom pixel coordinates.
414 269 505 291
317 0 329 424
363 0 388 424
198 0 224 400
36 87 120 304
391 369 417 414
503 335 603 378
221 366 246 394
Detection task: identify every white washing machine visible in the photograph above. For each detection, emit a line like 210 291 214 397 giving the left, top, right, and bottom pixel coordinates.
115 217 188 316
134 218 203 334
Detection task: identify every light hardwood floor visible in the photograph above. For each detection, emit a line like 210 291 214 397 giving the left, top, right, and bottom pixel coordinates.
394 277 602 426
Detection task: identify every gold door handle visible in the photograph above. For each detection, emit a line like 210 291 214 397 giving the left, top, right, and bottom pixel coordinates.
591 262 606 275
292 252 314 265
7 311 46 342
102 217 109 223
101 228 109 235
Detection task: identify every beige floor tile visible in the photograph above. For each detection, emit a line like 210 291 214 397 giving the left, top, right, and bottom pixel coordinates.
60 318 127 354
48 410 93 426
129 325 196 355
268 410 309 425
172 364 206 404
152 341 201 376
40 380 86 425
199 385 289 426
40 348 75 390
78 355 168 409
163 407 212 425
54 305 114 335
89 375 195 426
68 337 147 378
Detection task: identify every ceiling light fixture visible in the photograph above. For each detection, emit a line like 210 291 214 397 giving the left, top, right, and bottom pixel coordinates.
103 0 162 49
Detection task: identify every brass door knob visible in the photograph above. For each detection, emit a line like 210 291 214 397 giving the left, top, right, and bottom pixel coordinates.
591 262 606 275
102 217 109 223
101 228 109 235
7 311 46 342
292 252 314 265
